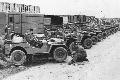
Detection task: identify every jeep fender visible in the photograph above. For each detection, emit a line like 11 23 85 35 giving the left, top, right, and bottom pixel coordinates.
4 43 34 55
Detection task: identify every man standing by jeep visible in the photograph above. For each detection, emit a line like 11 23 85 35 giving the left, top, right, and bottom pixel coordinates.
4 24 11 40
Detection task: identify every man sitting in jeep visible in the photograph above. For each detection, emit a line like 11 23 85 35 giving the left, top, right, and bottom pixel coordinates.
25 29 43 48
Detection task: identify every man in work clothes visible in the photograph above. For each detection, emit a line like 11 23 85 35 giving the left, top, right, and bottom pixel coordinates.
68 43 88 65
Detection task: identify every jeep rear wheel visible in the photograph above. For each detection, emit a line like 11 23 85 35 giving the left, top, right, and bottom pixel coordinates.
91 36 98 45
83 38 93 49
10 50 26 65
53 47 68 62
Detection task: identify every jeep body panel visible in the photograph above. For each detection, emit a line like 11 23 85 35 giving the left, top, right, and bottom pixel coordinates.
4 42 34 55
4 39 68 55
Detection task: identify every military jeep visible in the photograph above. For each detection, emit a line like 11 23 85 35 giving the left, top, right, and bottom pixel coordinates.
3 33 70 65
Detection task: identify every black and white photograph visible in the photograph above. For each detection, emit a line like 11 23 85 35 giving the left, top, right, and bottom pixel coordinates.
0 0 120 80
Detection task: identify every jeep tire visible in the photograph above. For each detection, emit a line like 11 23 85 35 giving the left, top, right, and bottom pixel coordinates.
10 50 26 65
91 36 98 45
83 38 93 49
97 33 102 41
53 47 68 62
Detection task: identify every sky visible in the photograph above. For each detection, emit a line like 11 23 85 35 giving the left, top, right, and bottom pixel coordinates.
0 0 120 18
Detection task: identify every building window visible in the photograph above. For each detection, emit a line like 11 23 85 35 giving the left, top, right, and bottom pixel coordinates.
9 17 13 23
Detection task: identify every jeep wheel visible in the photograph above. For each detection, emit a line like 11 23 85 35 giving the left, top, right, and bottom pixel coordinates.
53 47 68 62
91 36 98 45
10 50 26 65
97 33 102 41
83 38 93 49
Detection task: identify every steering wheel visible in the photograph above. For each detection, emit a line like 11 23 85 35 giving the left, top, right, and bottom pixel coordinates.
32 35 38 42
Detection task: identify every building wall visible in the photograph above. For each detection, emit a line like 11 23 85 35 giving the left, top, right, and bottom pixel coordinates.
0 2 40 14
0 12 44 36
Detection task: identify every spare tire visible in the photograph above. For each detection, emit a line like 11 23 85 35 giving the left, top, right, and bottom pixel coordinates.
91 36 98 45
53 47 68 62
10 50 26 65
83 38 93 49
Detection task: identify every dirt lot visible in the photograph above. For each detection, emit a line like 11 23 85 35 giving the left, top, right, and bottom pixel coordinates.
1 31 120 80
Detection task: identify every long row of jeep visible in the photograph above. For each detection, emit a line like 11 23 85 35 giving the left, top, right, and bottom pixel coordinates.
64 24 120 51
44 15 120 50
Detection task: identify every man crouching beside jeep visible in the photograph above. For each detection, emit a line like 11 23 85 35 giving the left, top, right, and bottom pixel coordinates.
68 42 88 65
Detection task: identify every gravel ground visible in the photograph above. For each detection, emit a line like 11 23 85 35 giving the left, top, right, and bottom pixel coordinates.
0 66 27 80
1 31 120 80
